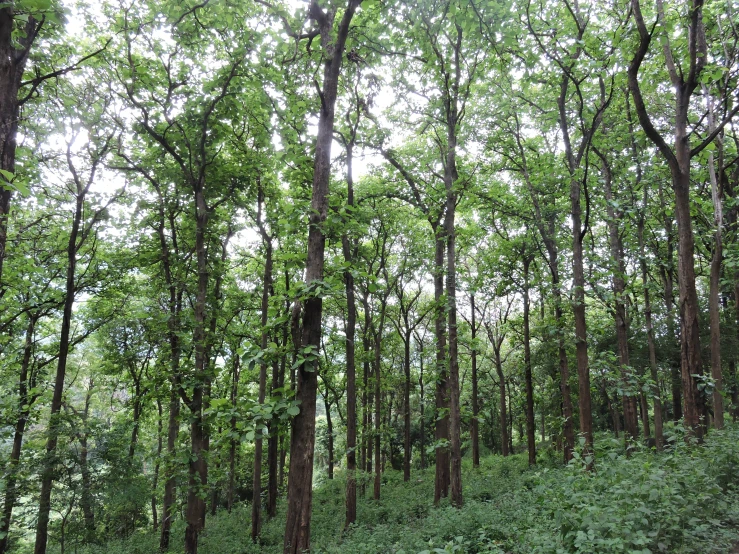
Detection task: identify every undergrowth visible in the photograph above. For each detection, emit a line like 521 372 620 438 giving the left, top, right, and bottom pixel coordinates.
58 424 739 554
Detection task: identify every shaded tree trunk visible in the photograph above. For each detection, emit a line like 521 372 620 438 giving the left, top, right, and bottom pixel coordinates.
522 257 536 466
598 149 639 446
342 140 358 527
34 171 90 554
282 4 360 551
470 294 480 468
0 315 37 554
433 230 449 504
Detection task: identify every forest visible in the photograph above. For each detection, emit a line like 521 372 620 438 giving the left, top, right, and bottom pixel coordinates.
1 0 739 552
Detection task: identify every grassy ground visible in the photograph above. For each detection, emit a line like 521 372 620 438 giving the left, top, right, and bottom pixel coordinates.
60 423 739 554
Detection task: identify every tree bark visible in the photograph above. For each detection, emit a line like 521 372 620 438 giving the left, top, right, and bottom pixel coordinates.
183 185 210 554
495 346 509 457
433 230 450 504
282 4 360 551
342 140 358 527
0 9 38 287
522 257 536 466
252 187 273 540
34 181 86 554
628 0 710 440
403 330 412 481
470 294 480 468
0 315 36 554
599 150 639 447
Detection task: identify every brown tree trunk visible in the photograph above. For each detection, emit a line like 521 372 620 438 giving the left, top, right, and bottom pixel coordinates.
152 398 163 531
523 257 536 466
433 230 450 504
599 150 639 447
373 304 385 500
324 393 334 480
416 332 426 470
282 4 360 551
0 315 36 554
342 142 358 527
0 10 37 287
706 118 724 430
34 182 87 554
470 294 480 468
628 0 709 440
251 188 273 535
227 354 240 514
403 330 412 481
156 187 183 552
267 355 280 519
495 347 509 457
184 185 210 554
252 220 272 541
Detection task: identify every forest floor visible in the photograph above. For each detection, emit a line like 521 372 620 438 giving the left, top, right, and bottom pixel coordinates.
50 424 739 554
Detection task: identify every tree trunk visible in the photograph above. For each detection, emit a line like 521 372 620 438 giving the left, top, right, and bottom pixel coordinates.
152 398 163 531
470 294 480 468
600 150 639 446
227 355 240 514
418 338 426 470
522 257 536 466
282 5 359 551
184 185 210 554
324 393 334 480
495 347 509 457
34 189 85 554
373 312 384 501
0 315 36 554
433 230 450 504
628 0 707 439
267 356 280 519
342 142 358 526
707 137 724 429
0 10 37 287
252 204 272 540
403 331 412 481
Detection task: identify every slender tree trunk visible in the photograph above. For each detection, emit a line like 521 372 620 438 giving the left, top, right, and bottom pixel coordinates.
283 5 359 551
600 151 639 446
184 186 210 554
628 0 707 439
152 397 163 531
0 11 37 287
252 209 272 541
470 294 480 468
523 257 536 466
267 355 280 519
324 393 334 480
495 347 509 457
342 142 358 526
433 230 450 504
403 331 412 481
418 341 426 470
552 264 575 461
79 409 95 540
0 315 36 554
34 191 84 554
227 355 240 514
707 138 724 429
361 299 371 491
373 309 385 501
